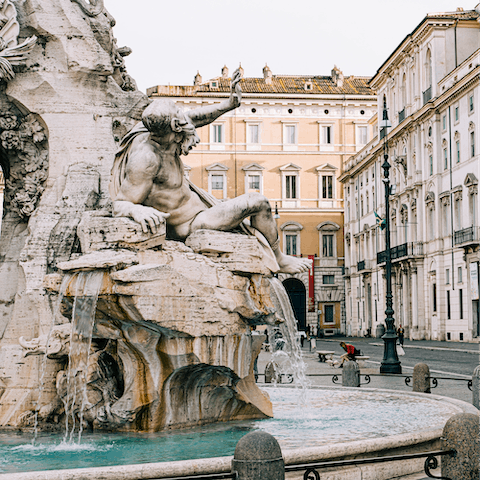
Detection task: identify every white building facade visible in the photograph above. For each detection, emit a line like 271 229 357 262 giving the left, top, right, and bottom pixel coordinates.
340 8 480 341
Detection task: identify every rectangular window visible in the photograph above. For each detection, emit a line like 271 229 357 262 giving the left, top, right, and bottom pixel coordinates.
324 305 335 324
285 125 296 144
322 175 333 199
211 175 224 190
456 141 460 163
429 155 433 176
442 115 446 130
323 275 335 285
447 290 451 319
248 175 260 191
471 131 475 157
322 234 334 257
285 175 297 199
446 268 450 285
322 126 332 144
455 106 459 122
433 283 437 312
358 126 368 144
469 94 474 113
458 266 463 283
248 124 259 144
443 148 448 170
212 124 223 143
459 289 463 319
285 234 298 256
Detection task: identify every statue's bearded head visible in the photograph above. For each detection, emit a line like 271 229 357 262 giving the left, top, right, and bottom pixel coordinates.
142 99 200 155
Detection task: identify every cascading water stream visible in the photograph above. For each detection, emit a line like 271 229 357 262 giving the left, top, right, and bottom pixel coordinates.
32 273 73 445
266 277 309 399
62 270 104 444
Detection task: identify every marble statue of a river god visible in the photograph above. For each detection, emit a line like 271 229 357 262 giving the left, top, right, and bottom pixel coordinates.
0 0 310 435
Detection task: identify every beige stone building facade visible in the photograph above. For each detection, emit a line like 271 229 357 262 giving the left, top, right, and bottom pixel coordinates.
147 66 376 334
340 8 480 341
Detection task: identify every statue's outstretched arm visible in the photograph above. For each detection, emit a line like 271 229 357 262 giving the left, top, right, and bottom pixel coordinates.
112 150 170 233
188 69 242 128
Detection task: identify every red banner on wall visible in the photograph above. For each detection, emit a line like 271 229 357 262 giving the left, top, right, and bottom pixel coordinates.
308 255 315 312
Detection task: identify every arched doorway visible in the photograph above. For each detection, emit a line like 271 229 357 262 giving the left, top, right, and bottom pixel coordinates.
282 278 306 331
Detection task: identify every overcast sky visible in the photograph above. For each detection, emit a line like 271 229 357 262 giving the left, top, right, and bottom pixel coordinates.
106 1 478 93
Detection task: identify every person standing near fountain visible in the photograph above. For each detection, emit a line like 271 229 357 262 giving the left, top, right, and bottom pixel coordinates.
110 69 311 275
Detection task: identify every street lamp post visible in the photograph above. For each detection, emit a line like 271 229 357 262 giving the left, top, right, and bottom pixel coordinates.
379 105 402 374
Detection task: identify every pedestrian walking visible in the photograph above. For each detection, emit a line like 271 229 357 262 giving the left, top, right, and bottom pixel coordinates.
397 325 405 346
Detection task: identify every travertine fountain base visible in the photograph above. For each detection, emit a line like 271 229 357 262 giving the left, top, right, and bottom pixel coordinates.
21 213 279 432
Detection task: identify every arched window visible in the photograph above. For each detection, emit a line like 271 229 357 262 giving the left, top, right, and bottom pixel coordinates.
280 221 303 256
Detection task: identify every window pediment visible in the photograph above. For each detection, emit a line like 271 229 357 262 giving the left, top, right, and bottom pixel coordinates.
464 173 478 187
242 163 264 171
280 163 301 171
317 221 340 231
316 163 338 172
206 163 229 172
280 221 303 231
425 191 435 204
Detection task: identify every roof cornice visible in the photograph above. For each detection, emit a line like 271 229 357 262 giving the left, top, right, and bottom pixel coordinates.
370 13 479 89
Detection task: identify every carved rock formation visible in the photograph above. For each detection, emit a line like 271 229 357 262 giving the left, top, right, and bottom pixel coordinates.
17 218 277 432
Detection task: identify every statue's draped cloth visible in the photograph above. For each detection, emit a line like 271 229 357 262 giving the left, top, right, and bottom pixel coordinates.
110 123 280 274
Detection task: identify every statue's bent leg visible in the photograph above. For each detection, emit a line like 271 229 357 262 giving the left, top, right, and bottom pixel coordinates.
189 193 312 274
190 193 277 244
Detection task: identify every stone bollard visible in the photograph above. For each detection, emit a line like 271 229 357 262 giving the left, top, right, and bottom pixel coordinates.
472 365 480 409
342 360 360 387
232 431 285 480
412 363 430 393
441 413 479 480
265 362 280 383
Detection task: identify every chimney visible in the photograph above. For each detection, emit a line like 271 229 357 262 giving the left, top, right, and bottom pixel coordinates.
263 64 272 85
194 71 202 86
331 65 344 88
222 65 229 78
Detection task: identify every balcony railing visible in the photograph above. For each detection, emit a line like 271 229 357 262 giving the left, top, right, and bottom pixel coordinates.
454 226 480 246
398 108 405 123
423 86 432 104
377 242 424 264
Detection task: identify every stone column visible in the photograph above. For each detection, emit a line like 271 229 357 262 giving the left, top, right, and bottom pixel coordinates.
411 267 418 334
412 363 430 393
402 267 409 333
472 365 480 410
442 413 479 480
342 361 360 387
232 431 285 480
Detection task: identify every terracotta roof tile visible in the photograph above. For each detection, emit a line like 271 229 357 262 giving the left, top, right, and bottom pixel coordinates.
194 75 374 96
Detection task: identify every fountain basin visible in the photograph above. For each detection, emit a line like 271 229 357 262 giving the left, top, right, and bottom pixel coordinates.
1 385 476 479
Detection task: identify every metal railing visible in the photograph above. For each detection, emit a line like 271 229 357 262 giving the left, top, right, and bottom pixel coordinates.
423 86 432 104
454 226 480 246
377 241 424 264
398 108 405 123
286 450 454 480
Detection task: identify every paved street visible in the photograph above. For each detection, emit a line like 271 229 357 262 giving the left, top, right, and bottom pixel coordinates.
257 336 480 405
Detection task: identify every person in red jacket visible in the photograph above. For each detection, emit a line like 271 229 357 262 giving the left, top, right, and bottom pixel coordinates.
339 341 361 367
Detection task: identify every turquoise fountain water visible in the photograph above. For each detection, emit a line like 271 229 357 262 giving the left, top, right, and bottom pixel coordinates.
0 387 463 474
